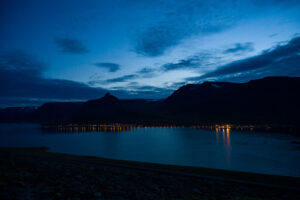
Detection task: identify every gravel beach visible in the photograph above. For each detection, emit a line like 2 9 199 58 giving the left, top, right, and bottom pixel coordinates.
0 147 299 200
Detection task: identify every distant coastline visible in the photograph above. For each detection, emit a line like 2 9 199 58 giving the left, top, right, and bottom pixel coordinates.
1 77 300 133
41 123 300 134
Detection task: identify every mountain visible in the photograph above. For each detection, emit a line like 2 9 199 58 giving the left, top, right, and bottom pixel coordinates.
1 77 300 127
35 102 83 123
163 76 300 124
77 93 126 122
76 93 162 123
84 92 120 105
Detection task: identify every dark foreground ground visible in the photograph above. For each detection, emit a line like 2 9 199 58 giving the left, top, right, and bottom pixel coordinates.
0 148 299 200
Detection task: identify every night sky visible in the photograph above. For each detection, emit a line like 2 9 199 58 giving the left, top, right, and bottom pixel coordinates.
0 0 300 106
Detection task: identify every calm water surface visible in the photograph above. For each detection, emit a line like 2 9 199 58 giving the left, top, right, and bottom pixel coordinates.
0 123 300 177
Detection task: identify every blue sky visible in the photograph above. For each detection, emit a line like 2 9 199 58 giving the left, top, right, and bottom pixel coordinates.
0 0 300 106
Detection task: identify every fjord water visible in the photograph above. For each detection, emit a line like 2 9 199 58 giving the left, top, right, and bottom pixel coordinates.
0 123 299 177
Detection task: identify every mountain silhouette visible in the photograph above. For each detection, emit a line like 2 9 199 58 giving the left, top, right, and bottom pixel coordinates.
85 92 120 105
163 76 300 125
1 76 300 128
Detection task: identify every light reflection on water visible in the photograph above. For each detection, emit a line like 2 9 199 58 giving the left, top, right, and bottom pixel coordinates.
216 127 231 164
0 123 300 177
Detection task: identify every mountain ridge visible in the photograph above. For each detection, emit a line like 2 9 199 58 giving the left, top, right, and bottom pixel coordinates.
1 76 299 127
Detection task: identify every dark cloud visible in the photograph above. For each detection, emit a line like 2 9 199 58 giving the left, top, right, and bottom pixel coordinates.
136 67 155 74
160 51 223 72
162 57 200 71
0 50 46 74
55 37 89 54
89 74 139 85
223 42 254 54
136 67 158 78
0 50 135 106
94 62 120 72
90 67 160 86
134 1 236 57
105 74 138 83
111 84 173 99
134 22 190 57
190 36 300 81
0 69 108 101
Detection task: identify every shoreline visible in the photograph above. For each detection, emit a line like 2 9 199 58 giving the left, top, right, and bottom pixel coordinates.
1 121 300 134
41 123 300 134
1 147 299 199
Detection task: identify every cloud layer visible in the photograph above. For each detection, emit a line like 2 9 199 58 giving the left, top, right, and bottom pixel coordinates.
223 42 254 54
191 36 300 81
162 57 200 71
0 50 111 106
94 62 120 72
55 37 89 54
134 1 237 57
